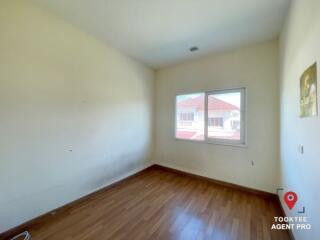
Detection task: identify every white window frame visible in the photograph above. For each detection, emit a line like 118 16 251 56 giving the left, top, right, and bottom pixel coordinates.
175 87 247 147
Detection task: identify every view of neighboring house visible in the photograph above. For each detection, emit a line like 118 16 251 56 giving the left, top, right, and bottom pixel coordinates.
176 94 241 140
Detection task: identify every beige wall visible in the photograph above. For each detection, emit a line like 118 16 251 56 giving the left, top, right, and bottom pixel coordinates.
279 0 320 239
0 0 154 232
154 40 279 193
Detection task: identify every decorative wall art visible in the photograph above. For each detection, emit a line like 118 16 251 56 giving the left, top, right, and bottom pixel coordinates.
300 62 317 117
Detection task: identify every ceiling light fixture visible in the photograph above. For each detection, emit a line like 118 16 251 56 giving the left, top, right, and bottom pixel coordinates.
189 46 199 52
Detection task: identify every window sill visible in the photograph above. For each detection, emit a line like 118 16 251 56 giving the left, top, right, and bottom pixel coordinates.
175 138 247 148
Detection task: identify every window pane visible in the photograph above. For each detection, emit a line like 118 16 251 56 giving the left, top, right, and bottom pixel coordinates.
207 91 241 140
176 93 205 140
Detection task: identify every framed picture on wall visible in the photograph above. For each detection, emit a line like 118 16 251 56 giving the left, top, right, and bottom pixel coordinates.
300 62 318 118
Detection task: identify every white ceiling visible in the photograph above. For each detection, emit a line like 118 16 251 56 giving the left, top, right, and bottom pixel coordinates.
32 0 291 69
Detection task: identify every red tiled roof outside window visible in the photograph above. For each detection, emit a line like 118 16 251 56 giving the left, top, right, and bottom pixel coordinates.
177 96 239 111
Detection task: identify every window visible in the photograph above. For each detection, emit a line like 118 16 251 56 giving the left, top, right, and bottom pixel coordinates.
179 112 194 121
208 117 223 127
175 93 204 141
175 88 246 146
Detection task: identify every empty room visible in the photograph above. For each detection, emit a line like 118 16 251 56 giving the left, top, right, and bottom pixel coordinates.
0 0 319 239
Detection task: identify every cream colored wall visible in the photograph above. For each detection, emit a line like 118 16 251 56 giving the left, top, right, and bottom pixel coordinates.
0 0 154 232
154 40 279 193
279 1 320 239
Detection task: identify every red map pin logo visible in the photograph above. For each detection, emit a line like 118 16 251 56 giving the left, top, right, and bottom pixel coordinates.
284 191 298 210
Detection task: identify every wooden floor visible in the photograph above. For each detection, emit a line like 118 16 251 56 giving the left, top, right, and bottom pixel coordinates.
8 167 290 240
